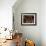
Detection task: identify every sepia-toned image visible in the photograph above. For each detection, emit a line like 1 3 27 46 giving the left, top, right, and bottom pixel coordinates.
23 15 34 23
21 13 37 26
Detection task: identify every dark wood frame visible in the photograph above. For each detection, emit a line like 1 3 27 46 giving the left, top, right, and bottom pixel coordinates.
21 13 37 26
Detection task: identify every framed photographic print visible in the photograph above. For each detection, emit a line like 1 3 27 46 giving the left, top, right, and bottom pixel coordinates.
21 13 37 26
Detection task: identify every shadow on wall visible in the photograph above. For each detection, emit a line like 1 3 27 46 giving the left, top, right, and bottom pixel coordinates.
12 0 23 11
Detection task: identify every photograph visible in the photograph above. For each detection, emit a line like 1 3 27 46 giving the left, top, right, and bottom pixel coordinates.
21 13 37 26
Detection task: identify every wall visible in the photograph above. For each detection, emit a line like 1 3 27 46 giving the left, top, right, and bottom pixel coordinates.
0 0 16 30
41 0 46 46
13 0 41 46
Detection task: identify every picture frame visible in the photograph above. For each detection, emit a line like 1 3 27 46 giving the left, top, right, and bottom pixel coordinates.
21 13 37 26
